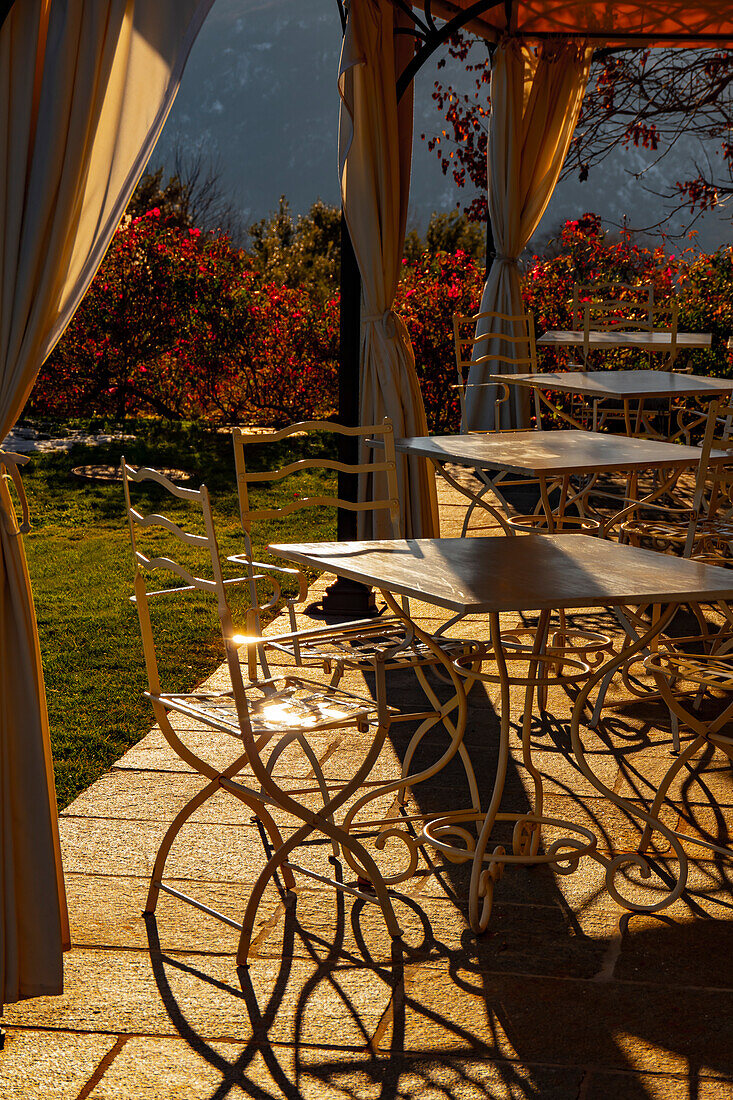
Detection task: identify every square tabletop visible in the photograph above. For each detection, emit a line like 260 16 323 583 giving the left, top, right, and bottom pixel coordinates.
270 535 733 615
537 331 712 351
488 370 733 400
395 430 716 477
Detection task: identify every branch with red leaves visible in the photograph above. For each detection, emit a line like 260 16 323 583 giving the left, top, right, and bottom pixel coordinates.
424 35 733 232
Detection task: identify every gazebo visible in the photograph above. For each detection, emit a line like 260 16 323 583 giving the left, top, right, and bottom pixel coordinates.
2 0 733 1015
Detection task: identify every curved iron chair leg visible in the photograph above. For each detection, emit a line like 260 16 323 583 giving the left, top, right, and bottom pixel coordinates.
638 733 706 855
146 753 295 915
260 731 341 858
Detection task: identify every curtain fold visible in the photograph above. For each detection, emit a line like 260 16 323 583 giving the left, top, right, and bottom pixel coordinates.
0 0 213 1009
466 39 592 430
338 0 439 539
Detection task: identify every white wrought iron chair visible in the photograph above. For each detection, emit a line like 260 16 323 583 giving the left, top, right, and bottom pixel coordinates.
641 632 733 866
620 395 733 558
569 281 655 334
451 310 545 526
230 418 486 814
452 309 541 433
593 397 733 743
122 459 405 966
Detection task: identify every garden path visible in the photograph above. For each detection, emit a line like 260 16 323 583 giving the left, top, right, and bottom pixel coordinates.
2 467 733 1099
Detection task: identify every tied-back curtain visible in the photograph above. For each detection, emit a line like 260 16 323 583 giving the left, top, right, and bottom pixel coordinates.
466 39 592 430
0 0 213 1008
338 0 439 539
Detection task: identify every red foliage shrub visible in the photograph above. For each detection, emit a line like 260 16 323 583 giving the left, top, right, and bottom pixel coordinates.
31 210 337 425
29 210 728 433
396 248 484 433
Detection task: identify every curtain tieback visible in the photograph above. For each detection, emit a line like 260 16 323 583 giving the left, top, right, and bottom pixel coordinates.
494 253 519 265
362 309 397 338
0 451 31 534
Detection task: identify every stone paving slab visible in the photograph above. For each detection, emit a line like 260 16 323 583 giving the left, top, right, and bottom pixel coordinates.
615 747 733 806
0 1029 117 1099
58 813 478 891
583 1070 733 1099
3 949 391 1046
8 945 733 1078
617 910 733 988
62 871 613 978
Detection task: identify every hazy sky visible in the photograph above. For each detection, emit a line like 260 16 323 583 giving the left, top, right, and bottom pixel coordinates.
155 0 731 252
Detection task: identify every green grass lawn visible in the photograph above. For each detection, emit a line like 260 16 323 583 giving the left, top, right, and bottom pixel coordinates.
21 420 339 809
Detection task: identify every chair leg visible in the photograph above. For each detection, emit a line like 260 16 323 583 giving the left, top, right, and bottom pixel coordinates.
293 732 341 860
146 758 295 916
146 774 235 914
260 731 339 856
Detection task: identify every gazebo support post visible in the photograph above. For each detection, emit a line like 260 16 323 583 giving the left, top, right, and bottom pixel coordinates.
321 214 378 616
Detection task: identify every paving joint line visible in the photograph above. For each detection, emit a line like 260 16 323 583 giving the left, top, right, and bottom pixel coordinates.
5 1022 727 1081
75 1035 129 1100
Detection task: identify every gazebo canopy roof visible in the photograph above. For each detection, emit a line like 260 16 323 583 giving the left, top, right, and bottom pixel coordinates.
420 1 733 46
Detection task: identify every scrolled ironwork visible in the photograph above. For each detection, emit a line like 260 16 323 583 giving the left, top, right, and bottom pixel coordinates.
395 1 502 102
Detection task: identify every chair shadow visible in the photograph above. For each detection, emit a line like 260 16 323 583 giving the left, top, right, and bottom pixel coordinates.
142 639 733 1098
145 890 733 1098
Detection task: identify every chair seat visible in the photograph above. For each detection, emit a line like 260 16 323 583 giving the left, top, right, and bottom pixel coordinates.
645 650 733 690
267 618 484 671
150 675 381 737
644 650 733 764
622 516 733 550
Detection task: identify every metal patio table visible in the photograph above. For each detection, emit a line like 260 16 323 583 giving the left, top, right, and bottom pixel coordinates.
395 429 715 537
270 534 733 934
537 331 711 355
493 368 731 438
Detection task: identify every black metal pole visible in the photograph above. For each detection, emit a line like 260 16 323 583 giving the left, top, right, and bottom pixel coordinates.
320 212 377 616
337 216 360 541
485 216 495 279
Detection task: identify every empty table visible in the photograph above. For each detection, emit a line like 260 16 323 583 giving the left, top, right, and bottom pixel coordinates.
270 534 733 932
493 369 733 438
537 331 711 354
395 429 716 537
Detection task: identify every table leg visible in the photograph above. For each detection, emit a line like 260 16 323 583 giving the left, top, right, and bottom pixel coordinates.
428 458 515 536
603 464 688 540
422 611 600 934
339 589 473 888
466 612 600 930
570 601 693 915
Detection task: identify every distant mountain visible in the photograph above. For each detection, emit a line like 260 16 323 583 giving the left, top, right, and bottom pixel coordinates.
154 0 730 251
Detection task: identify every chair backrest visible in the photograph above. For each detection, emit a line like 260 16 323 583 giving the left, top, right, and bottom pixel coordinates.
582 299 679 369
122 460 251 724
684 395 733 557
570 282 654 330
232 420 401 615
452 310 537 432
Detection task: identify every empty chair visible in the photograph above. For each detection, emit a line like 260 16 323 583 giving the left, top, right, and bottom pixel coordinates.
612 397 733 748
452 309 541 432
230 418 485 815
569 281 655 333
642 637 733 865
452 310 544 519
581 298 679 372
122 459 403 966
621 395 733 558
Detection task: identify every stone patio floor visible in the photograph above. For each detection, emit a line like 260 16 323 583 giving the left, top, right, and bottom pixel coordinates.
3 472 733 1098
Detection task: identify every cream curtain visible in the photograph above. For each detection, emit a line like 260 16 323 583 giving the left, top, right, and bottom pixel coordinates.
0 0 213 1008
466 39 592 430
338 0 439 539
